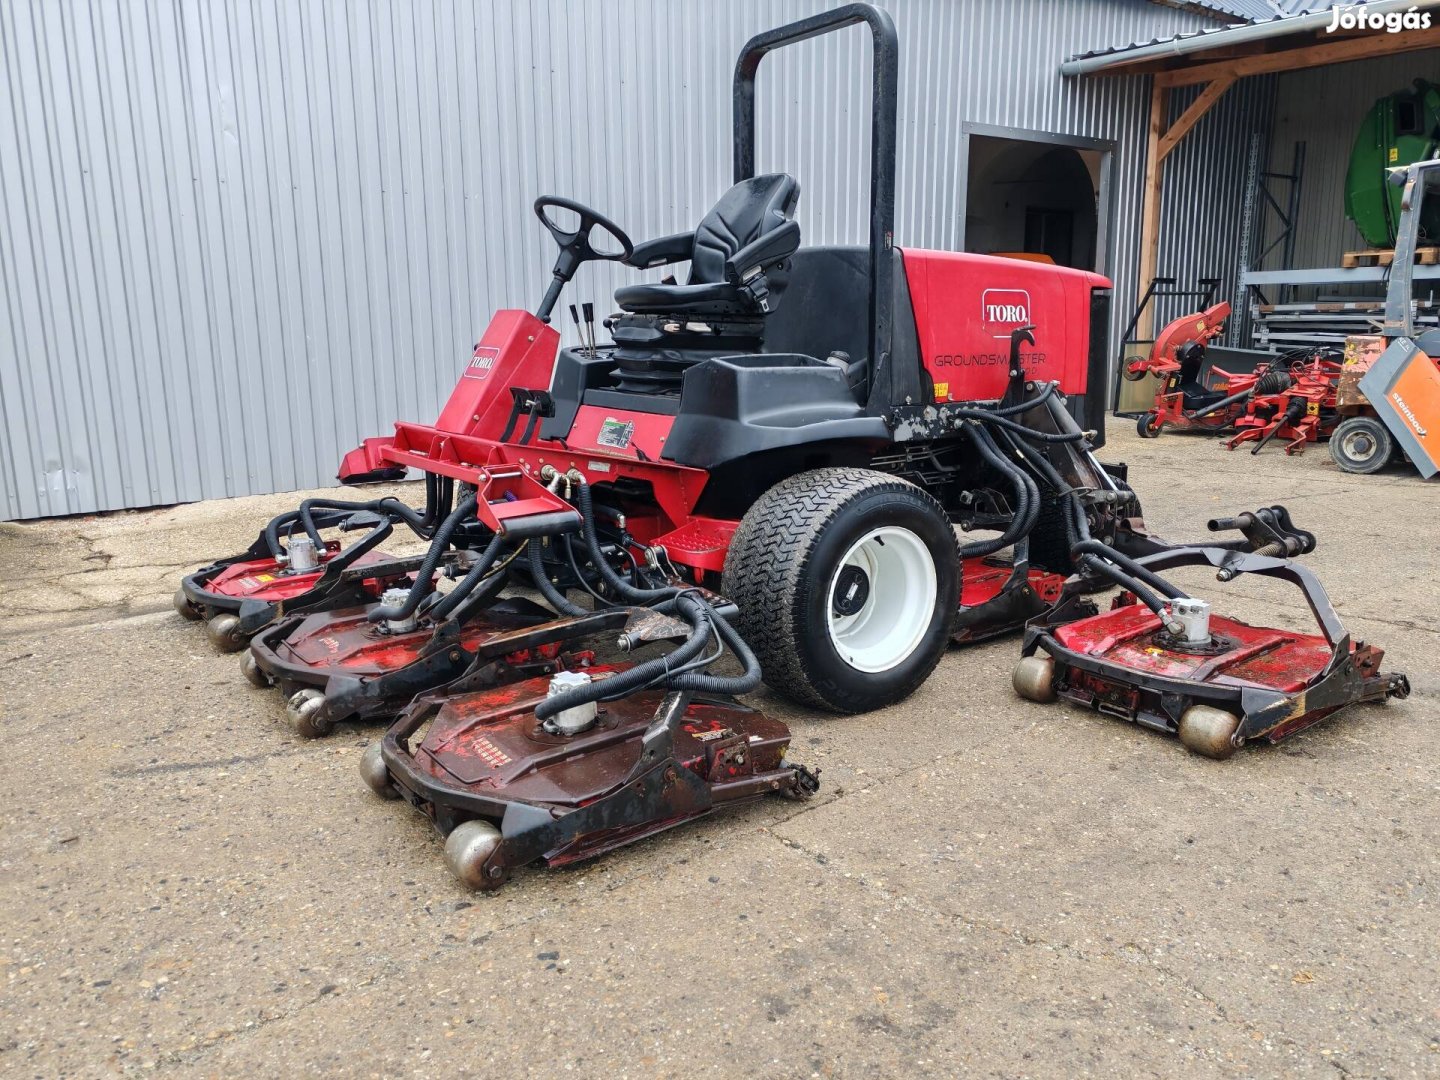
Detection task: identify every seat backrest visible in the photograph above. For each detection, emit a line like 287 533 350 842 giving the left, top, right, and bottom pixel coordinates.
1176 341 1207 387
688 174 800 285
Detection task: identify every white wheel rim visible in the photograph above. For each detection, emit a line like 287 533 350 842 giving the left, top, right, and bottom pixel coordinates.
826 526 937 673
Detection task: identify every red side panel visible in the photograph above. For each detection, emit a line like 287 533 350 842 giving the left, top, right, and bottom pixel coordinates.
901 249 1110 403
435 310 561 437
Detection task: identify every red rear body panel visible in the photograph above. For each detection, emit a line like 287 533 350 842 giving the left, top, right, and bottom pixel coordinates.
901 249 1110 403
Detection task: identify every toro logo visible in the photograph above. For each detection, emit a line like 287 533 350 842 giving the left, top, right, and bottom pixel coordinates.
463 346 501 380
981 289 1031 339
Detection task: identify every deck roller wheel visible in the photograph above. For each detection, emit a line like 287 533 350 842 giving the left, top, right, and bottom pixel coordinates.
359 742 399 799
174 588 202 621
240 652 272 689
285 688 334 739
724 468 959 714
1011 655 1057 703
1177 705 1240 760
444 819 505 890
205 613 248 652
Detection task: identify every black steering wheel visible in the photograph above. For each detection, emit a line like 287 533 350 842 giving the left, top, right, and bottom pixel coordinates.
532 196 634 322
534 196 634 263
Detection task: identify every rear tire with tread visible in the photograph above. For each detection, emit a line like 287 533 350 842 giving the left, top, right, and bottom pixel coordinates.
723 468 959 714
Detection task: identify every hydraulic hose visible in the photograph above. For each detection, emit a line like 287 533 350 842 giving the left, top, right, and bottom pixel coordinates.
957 424 1038 558
948 410 1088 444
366 494 478 622
295 497 395 551
1078 554 1177 627
428 533 508 621
533 593 716 721
528 541 589 617
667 596 763 696
572 479 678 604
1070 539 1189 600
987 381 1058 417
263 510 307 559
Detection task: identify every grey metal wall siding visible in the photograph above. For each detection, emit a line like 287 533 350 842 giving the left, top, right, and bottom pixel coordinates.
1268 49 1440 272
1150 73 1278 333
1 0 1239 521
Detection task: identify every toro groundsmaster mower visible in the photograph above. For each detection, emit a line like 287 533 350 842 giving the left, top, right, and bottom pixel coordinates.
182 5 1407 887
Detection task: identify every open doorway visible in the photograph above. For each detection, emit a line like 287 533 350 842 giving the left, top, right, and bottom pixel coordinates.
964 133 1105 272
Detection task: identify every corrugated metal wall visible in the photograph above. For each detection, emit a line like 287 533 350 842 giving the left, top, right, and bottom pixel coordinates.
1268 49 1440 272
1152 74 1278 330
0 0 1238 521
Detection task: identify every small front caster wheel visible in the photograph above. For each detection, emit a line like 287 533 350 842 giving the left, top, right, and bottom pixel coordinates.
205 613 247 652
1011 655 1057 703
444 819 505 891
1177 705 1240 760
1137 412 1163 438
285 688 333 738
359 742 398 799
240 652 272 689
174 588 202 621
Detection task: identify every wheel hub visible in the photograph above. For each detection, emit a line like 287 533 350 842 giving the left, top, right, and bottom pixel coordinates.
826 526 937 674
1343 430 1376 458
831 565 871 617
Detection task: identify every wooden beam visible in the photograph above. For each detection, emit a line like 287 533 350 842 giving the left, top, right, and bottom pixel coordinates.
1154 24 1440 87
1136 79 1167 342
1157 74 1235 162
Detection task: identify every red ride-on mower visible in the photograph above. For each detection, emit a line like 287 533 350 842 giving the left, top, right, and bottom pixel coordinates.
189 5 1366 884
1013 544 1409 759
323 5 1305 719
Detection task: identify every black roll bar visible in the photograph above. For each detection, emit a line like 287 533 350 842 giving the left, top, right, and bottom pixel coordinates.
733 3 900 407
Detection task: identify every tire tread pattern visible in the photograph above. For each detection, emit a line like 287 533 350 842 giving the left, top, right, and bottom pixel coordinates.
723 467 957 712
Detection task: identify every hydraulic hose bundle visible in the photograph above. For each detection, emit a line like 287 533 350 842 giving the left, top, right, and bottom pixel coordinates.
533 590 761 722
263 473 455 561
948 387 1198 629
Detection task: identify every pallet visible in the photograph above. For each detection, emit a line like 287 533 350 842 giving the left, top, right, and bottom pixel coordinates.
1341 246 1440 268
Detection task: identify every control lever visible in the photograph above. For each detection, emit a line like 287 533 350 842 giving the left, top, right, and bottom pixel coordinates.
582 302 598 356
569 304 587 356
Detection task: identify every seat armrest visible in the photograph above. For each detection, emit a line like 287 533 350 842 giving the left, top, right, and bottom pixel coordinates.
723 220 801 285
624 231 695 269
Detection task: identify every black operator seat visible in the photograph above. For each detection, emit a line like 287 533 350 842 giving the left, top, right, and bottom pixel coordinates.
614 173 801 316
604 174 801 394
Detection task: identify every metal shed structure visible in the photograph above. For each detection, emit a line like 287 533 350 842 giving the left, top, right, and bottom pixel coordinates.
2 0 1270 520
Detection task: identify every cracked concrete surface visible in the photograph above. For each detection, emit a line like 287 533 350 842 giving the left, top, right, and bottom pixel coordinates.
1 430 1437 1077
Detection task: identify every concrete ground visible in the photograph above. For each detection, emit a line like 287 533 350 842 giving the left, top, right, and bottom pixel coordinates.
1 427 1437 1078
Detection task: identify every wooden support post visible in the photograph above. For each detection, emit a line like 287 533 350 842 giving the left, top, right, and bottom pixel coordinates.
1136 80 1167 343
1135 74 1235 341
